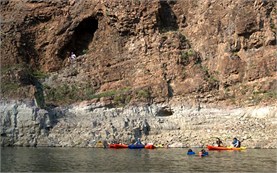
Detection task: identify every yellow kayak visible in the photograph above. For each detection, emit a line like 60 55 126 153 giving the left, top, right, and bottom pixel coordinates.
154 144 164 148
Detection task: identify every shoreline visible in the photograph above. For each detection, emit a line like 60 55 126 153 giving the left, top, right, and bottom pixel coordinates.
1 100 276 149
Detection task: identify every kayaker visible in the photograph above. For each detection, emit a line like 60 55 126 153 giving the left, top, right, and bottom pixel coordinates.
232 137 241 148
187 149 195 155
199 149 208 156
135 138 142 145
216 137 223 147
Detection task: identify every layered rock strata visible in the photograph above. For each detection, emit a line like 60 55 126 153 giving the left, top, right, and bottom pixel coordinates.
1 100 276 148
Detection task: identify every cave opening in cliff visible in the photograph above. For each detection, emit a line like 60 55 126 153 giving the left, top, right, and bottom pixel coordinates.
60 17 98 58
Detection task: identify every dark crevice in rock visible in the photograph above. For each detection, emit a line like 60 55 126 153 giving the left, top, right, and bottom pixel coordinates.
156 106 173 116
237 31 253 39
34 81 45 108
143 120 150 135
1 133 7 137
267 39 276 46
157 0 178 33
167 79 173 98
12 104 18 128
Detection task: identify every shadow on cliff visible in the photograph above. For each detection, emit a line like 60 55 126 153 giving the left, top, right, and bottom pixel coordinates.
157 0 178 33
17 32 39 66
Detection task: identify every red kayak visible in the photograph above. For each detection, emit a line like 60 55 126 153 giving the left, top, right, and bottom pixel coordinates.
145 144 155 149
109 144 128 149
207 145 246 150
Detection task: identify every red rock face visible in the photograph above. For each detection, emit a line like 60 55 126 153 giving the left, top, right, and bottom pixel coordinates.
1 0 276 106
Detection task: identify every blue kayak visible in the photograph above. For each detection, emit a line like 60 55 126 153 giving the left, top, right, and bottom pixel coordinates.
200 152 209 156
128 144 145 149
187 151 196 155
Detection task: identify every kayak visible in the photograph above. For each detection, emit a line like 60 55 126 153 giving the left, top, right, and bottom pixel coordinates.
187 151 195 155
145 144 155 149
109 144 128 148
207 145 246 150
128 144 145 149
154 144 164 148
95 141 104 148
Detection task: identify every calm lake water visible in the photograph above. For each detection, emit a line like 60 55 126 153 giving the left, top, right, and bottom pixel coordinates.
1 147 277 172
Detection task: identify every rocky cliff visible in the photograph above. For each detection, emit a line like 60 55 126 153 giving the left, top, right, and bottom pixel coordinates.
1 0 276 106
1 0 277 148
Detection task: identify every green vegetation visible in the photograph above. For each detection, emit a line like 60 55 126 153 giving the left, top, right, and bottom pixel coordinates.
250 90 277 105
1 64 48 79
114 93 131 107
44 84 133 106
31 70 49 79
1 65 26 95
201 66 209 74
200 66 219 85
136 88 151 100
45 83 95 104
181 51 189 59
1 64 24 74
1 64 48 106
81 49 88 55
181 49 196 65
93 90 117 98
137 90 149 98
187 49 196 56
263 91 277 99
251 91 263 105
112 87 132 107
1 82 20 93
209 75 219 83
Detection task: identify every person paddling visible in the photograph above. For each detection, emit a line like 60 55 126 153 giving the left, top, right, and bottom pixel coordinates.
216 137 223 147
232 137 241 148
199 149 208 157
135 138 143 145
